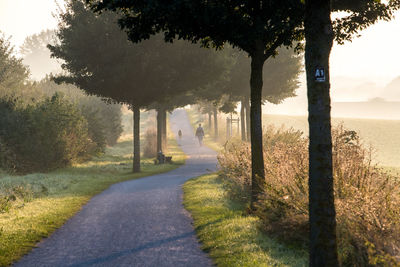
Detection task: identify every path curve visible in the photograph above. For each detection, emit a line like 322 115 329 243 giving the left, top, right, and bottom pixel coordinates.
15 109 217 267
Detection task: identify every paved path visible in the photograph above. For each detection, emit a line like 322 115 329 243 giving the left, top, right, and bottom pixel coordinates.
15 109 217 267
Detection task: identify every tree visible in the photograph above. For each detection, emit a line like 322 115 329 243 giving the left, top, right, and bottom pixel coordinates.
20 30 61 80
49 1 152 172
197 101 214 134
226 47 302 141
304 0 400 264
148 40 227 152
305 2 338 265
150 94 197 152
0 33 30 99
191 51 235 141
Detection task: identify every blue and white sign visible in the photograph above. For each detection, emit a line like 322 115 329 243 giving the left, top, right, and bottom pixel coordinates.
315 67 325 82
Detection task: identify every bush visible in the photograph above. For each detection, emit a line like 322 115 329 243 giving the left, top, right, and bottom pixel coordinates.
77 96 123 149
143 128 157 158
218 125 400 266
0 94 94 173
100 103 123 146
79 101 106 154
34 78 124 149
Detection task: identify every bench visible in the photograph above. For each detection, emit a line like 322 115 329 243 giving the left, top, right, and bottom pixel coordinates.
155 151 173 164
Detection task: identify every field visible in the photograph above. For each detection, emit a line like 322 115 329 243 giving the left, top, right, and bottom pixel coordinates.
186 107 400 168
263 114 400 168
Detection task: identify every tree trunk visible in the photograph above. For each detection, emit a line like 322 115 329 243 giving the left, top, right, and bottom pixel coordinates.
249 45 266 208
305 0 338 265
213 106 218 140
162 108 167 151
208 112 212 131
156 108 162 153
245 96 251 142
240 98 246 141
226 117 230 139
133 106 141 173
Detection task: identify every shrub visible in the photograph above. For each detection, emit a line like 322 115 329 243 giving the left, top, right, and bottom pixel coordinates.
79 102 107 154
35 78 124 149
100 103 123 146
0 184 35 213
0 94 93 173
218 125 400 266
143 128 157 158
77 96 123 149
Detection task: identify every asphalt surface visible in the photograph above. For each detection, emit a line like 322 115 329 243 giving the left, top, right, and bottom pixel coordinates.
15 109 217 267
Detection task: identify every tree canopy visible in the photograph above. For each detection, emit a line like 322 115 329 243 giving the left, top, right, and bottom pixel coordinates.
226 47 302 105
51 1 227 108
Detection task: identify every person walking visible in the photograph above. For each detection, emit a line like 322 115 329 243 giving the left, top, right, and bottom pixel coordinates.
178 129 182 139
195 124 205 146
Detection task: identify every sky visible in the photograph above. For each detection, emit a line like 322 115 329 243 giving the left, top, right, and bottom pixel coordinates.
1 0 400 114
331 16 400 81
0 0 61 47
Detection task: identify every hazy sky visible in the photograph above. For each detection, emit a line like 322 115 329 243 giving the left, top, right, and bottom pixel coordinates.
0 0 61 47
1 0 399 79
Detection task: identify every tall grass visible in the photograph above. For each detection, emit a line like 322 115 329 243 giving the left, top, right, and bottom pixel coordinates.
218 124 400 266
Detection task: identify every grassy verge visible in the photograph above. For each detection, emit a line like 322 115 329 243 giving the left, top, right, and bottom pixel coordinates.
0 135 185 266
183 173 308 267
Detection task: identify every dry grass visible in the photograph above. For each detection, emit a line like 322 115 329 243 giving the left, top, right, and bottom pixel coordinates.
218 124 400 266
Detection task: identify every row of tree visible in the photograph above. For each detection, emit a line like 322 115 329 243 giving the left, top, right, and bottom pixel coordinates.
49 0 303 172
76 0 400 264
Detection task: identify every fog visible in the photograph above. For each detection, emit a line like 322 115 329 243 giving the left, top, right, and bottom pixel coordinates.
266 74 400 119
1 0 399 119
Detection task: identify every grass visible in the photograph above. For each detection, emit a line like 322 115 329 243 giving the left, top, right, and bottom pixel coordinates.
183 173 308 267
0 134 185 267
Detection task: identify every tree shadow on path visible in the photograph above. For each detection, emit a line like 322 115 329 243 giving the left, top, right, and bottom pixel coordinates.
68 231 195 267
